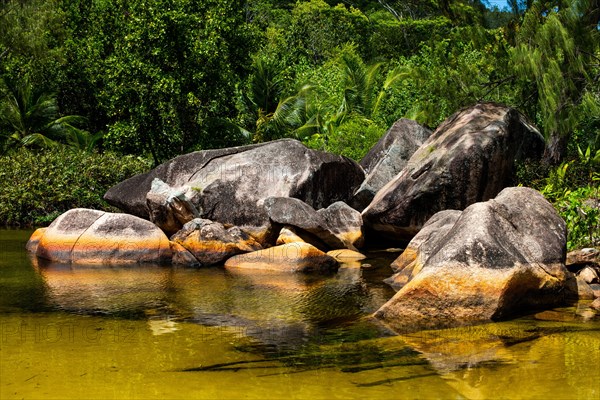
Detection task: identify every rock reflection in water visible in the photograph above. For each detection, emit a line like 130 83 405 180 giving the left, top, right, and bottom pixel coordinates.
394 315 600 399
30 256 394 352
31 256 175 317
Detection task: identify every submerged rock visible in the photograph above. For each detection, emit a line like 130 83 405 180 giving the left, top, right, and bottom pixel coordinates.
374 187 571 332
362 103 545 241
327 249 367 262
31 208 172 264
352 118 431 210
170 218 262 266
224 242 338 273
104 139 364 244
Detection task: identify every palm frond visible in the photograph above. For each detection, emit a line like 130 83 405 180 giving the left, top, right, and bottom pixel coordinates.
372 65 412 117
21 133 59 148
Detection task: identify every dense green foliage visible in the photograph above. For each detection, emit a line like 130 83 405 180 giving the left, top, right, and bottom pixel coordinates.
0 0 598 246
518 144 600 250
2 0 597 161
0 77 98 152
539 146 600 250
0 149 150 226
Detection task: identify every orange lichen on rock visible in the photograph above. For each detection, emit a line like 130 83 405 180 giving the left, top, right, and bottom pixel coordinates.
326 249 366 261
225 242 338 273
30 208 172 264
25 227 47 254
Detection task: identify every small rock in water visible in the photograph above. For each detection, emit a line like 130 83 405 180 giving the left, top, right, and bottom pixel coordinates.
589 283 600 298
224 242 338 273
327 249 366 261
360 263 374 270
576 276 596 300
577 267 599 284
566 248 600 272
384 248 403 253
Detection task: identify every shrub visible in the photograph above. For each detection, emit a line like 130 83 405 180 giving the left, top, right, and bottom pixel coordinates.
536 145 600 250
304 115 385 162
0 148 150 226
548 186 599 250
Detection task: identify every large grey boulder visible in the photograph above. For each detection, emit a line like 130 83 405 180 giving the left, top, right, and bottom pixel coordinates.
170 218 262 266
352 119 431 210
29 208 172 264
104 139 364 244
374 187 572 332
362 103 545 241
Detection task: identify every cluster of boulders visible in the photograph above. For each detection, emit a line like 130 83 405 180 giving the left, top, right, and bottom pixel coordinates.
27 102 599 330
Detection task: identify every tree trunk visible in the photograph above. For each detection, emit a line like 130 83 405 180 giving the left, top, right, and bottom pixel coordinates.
543 133 568 166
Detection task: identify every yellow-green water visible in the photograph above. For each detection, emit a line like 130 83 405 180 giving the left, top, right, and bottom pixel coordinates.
1 230 599 399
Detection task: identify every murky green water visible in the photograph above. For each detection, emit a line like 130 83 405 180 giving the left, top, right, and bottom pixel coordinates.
1 230 599 399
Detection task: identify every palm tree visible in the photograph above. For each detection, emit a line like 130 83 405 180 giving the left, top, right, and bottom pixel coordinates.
303 48 407 147
0 77 100 153
238 48 406 146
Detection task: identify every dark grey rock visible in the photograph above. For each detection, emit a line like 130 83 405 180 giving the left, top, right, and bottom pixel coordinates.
264 197 345 249
353 119 431 210
105 139 364 244
265 198 364 250
317 201 364 249
362 103 545 241
170 218 262 266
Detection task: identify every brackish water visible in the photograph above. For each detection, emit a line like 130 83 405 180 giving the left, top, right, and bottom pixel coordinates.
1 230 599 399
